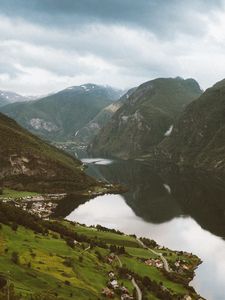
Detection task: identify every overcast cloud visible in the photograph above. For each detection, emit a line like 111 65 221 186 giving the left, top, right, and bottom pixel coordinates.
0 0 225 95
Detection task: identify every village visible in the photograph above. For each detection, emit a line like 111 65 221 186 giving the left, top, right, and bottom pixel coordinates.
102 253 134 299
102 269 134 300
1 193 66 218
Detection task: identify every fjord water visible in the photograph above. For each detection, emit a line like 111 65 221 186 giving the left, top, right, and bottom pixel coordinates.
66 159 225 300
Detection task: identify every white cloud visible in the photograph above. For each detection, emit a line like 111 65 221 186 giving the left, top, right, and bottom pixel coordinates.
1 5 225 94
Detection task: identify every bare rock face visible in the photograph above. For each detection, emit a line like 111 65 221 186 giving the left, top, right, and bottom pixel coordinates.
89 77 202 159
29 118 59 132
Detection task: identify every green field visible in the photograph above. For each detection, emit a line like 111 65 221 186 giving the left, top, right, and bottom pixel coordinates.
0 189 39 199
0 215 202 300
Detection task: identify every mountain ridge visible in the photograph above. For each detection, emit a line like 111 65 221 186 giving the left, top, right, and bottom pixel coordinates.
89 77 202 159
0 84 123 142
153 78 225 177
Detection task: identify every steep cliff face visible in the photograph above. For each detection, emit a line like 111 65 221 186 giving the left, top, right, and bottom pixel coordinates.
0 113 96 192
75 88 136 144
156 79 225 176
89 77 202 159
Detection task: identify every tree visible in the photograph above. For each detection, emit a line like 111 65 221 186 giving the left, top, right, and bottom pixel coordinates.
11 251 19 264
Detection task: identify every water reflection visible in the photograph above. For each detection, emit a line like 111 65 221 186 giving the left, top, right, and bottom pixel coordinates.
85 160 225 239
63 159 225 299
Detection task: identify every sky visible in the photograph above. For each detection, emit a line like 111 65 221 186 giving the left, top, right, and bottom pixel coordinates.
0 0 225 95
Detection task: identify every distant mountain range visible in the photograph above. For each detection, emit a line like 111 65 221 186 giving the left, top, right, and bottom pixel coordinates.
0 112 96 193
3 77 225 180
0 84 123 142
89 77 202 158
0 90 28 107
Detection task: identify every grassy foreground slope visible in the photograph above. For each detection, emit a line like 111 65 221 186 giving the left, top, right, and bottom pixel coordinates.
0 112 97 193
0 203 202 300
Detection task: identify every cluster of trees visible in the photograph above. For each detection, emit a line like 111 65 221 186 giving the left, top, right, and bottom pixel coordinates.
46 221 108 250
161 269 195 291
109 244 126 254
117 266 185 300
0 202 45 234
96 224 123 235
140 237 159 248
0 202 109 251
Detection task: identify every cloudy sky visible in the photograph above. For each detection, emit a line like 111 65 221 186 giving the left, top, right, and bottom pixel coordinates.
0 0 225 95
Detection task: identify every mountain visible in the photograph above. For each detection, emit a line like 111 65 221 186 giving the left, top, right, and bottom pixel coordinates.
0 90 27 107
0 112 97 193
75 87 136 144
89 77 202 159
155 79 225 178
0 84 123 142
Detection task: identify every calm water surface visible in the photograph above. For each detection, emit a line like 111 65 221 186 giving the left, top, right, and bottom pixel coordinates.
65 158 225 300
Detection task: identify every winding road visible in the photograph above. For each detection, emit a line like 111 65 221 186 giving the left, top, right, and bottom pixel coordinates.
116 255 142 300
136 238 170 272
131 278 142 300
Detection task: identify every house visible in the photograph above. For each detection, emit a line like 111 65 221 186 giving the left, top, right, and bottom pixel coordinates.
109 279 119 289
102 287 114 298
183 296 192 300
182 264 190 270
120 286 129 294
175 261 180 267
108 271 115 279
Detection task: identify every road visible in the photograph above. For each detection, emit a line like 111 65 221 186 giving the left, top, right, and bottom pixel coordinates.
136 238 170 272
131 278 142 300
115 255 122 267
115 255 142 300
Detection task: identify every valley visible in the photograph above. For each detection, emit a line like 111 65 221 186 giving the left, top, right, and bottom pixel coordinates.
1 76 225 300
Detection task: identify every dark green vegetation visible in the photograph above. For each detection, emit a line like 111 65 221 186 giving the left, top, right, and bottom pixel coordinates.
89 77 202 159
75 88 136 144
0 202 202 300
153 78 225 178
0 112 97 193
0 84 122 142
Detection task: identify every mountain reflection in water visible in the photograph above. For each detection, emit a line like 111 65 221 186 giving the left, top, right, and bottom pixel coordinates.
60 159 225 240
58 158 225 300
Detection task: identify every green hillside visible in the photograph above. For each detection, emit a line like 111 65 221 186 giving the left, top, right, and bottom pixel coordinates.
89 77 202 159
0 112 96 193
0 84 122 142
0 202 202 300
154 79 225 178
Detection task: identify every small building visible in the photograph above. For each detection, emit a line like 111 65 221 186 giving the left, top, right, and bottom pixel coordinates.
108 271 115 279
102 287 114 298
109 279 119 289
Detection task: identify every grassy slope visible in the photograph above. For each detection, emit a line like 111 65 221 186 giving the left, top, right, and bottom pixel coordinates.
0 218 202 300
0 113 96 193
